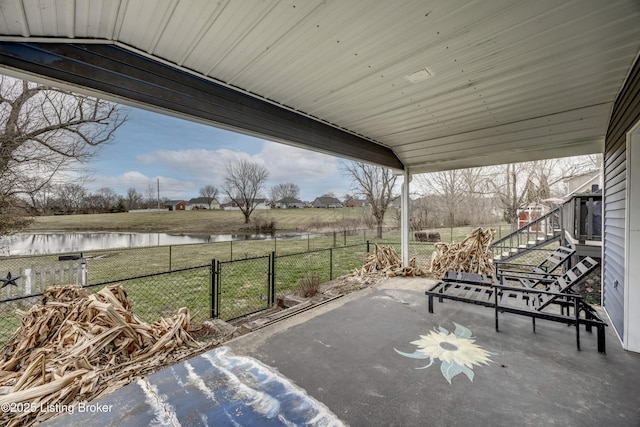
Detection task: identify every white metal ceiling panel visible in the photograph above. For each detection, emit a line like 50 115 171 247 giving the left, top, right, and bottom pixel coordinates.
0 0 639 174
0 0 29 36
74 0 121 39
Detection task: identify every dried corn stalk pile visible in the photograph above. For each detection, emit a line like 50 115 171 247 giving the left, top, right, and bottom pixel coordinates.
429 227 496 278
352 244 425 278
0 285 202 427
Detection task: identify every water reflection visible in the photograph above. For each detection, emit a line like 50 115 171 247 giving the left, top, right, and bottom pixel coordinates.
0 232 306 256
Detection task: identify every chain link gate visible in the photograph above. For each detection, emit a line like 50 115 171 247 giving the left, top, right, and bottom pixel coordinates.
211 255 273 321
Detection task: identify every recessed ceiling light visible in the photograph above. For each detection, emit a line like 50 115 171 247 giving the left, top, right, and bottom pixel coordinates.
405 68 433 84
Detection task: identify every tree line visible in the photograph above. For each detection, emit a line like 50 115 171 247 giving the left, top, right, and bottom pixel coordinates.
410 155 600 230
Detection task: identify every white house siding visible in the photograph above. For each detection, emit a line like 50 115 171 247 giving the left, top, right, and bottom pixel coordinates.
603 53 640 349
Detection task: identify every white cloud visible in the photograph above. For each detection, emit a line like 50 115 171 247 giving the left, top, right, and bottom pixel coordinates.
87 172 195 199
132 142 348 200
258 142 339 181
136 148 250 184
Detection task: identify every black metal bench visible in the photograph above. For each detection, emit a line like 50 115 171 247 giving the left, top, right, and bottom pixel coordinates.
426 259 607 353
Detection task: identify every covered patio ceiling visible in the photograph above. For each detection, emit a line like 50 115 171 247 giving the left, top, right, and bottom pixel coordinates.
0 0 639 173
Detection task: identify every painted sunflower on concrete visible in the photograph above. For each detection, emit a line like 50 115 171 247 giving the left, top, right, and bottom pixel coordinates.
395 323 491 384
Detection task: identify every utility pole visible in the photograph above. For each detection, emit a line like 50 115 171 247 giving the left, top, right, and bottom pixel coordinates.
157 178 160 209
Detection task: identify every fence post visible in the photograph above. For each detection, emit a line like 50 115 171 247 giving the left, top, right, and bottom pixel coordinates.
230 240 233 261
25 268 33 295
80 258 87 286
329 248 333 281
333 232 337 248
270 251 276 306
343 230 347 246
210 259 218 318
366 240 370 253
169 245 172 271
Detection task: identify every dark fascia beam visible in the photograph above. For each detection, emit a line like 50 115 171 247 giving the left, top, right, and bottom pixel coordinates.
0 42 404 170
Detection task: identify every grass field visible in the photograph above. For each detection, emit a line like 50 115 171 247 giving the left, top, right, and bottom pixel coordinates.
25 207 377 234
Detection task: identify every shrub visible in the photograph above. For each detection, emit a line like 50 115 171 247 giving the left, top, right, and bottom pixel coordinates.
298 271 321 298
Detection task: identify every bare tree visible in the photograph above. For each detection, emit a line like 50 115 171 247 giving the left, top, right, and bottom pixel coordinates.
83 193 103 214
25 181 55 214
54 183 86 214
342 161 397 238
417 166 496 227
417 169 466 227
145 183 157 208
126 187 143 210
488 157 590 225
270 182 300 203
223 159 269 223
199 185 220 209
0 76 126 234
95 187 119 212
0 198 31 237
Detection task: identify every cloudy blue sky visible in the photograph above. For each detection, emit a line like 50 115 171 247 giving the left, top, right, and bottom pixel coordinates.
87 106 352 202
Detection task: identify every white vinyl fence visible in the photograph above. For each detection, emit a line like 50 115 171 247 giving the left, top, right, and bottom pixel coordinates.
1 257 87 300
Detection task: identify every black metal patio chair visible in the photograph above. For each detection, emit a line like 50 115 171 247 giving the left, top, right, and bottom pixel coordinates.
426 256 607 353
440 246 576 289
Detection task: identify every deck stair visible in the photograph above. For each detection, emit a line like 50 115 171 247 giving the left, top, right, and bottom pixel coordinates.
492 207 562 262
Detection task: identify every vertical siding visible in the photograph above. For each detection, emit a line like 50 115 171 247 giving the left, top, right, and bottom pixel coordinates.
603 53 640 339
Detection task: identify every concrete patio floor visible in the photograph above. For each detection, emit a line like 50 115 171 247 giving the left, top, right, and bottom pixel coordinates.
44 277 640 427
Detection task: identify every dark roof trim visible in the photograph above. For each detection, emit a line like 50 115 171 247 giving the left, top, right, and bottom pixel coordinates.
0 42 404 170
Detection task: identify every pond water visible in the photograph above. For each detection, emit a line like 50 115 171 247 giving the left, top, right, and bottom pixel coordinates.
0 231 311 256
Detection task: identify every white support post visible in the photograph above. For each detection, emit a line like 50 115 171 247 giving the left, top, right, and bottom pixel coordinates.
401 168 411 267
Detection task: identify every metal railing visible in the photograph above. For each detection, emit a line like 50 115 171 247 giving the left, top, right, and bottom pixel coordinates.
491 208 562 261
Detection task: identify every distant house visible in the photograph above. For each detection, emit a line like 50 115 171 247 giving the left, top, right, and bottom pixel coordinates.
222 198 271 210
563 170 602 196
166 200 186 211
186 197 220 210
344 197 367 208
312 196 343 208
275 197 304 208
253 198 271 210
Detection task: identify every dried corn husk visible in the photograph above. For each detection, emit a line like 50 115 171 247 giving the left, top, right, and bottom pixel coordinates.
0 285 202 427
429 227 496 278
351 244 426 278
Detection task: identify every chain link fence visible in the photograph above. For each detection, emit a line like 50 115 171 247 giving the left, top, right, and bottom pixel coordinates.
0 264 212 346
0 223 518 344
212 244 371 321
91 265 213 324
213 256 271 321
0 224 512 282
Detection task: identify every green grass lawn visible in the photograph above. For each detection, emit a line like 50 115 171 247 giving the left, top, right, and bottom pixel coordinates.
25 207 377 234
